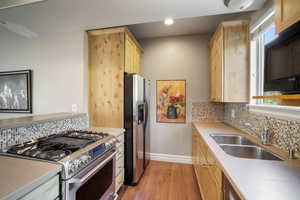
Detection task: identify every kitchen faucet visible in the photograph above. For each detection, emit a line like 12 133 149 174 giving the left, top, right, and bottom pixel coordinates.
244 118 271 145
288 137 300 159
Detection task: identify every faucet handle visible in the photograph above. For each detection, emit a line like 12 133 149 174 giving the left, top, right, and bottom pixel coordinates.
261 117 269 130
288 137 300 159
244 122 252 128
289 149 296 159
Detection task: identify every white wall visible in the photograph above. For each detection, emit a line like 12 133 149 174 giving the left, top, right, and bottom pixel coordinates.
0 30 211 157
140 34 210 156
0 31 88 119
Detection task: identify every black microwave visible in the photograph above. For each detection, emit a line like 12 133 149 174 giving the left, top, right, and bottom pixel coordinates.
264 21 300 94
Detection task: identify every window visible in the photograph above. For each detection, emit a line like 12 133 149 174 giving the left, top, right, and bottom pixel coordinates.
249 9 300 121
250 14 279 105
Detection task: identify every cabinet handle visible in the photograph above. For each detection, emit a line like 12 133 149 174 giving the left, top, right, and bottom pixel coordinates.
201 164 213 168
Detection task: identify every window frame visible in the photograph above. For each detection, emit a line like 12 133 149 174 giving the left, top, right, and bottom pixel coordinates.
248 8 300 120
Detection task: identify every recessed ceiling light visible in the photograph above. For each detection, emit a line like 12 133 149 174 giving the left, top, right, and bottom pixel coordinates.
164 18 174 26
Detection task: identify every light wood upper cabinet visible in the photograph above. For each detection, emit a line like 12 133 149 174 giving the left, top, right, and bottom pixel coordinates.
209 20 249 103
210 25 223 102
87 27 142 128
125 32 142 74
275 0 300 33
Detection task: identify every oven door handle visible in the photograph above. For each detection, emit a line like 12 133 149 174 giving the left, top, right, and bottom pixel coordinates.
69 151 116 184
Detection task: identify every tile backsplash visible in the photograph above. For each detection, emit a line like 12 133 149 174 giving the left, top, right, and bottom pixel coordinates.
224 103 300 154
0 114 89 151
192 102 224 122
192 102 300 155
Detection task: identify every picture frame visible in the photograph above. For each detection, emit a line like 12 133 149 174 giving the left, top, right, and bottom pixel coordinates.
0 70 32 113
156 80 186 123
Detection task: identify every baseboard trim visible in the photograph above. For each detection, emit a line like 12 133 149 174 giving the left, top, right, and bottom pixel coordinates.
150 153 192 164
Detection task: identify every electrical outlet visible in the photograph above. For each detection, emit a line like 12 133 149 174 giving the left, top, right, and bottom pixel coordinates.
231 109 235 119
71 104 78 113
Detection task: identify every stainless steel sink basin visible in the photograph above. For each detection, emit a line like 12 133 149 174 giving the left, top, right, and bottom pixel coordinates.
219 144 283 161
210 134 257 146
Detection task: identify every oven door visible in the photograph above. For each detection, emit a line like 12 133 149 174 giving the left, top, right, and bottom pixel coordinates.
65 150 116 200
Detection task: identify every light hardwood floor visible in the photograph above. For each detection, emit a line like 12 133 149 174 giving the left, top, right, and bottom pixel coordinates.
121 161 201 200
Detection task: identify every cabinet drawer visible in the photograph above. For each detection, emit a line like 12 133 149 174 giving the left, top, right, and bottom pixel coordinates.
117 135 124 148
117 144 124 153
116 150 123 161
20 175 59 200
115 171 124 192
116 156 124 175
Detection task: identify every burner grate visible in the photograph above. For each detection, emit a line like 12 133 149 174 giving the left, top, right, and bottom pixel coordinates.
6 130 110 161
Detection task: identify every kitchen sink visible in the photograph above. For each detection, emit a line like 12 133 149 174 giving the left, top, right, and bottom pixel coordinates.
210 134 257 146
219 144 283 161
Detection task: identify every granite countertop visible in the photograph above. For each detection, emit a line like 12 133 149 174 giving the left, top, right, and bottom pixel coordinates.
0 113 86 129
193 122 300 200
88 127 125 137
0 156 61 200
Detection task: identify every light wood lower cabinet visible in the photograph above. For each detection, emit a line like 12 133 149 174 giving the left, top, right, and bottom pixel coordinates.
192 129 222 200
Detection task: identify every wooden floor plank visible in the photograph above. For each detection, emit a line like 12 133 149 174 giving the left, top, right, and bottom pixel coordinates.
121 161 201 200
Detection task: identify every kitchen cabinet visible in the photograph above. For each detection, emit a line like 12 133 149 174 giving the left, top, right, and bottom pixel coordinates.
115 132 125 193
88 27 143 128
275 0 300 33
192 129 222 200
209 20 249 103
125 33 141 74
19 175 60 200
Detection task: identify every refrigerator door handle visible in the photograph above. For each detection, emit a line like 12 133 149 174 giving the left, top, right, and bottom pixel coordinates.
143 102 148 129
137 104 144 125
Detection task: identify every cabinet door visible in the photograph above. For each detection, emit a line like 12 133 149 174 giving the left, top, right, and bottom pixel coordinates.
125 35 131 73
223 22 249 102
192 130 196 165
135 48 141 74
210 40 217 101
125 34 141 74
193 131 222 200
198 135 222 200
198 165 220 200
125 34 135 73
206 146 223 190
132 45 138 74
275 0 300 33
210 27 223 102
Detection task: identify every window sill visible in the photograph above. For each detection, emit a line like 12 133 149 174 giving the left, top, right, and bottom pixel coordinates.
248 104 300 121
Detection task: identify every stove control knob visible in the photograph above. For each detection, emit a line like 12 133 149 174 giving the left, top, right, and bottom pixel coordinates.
81 155 91 164
73 159 81 170
69 164 76 174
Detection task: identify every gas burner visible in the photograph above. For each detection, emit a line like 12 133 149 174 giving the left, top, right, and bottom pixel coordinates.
6 129 111 162
4 129 117 182
68 131 109 141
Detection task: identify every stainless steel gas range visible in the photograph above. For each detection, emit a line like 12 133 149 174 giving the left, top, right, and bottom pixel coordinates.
3 130 118 200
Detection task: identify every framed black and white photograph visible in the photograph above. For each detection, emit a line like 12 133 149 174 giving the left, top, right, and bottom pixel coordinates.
0 70 32 113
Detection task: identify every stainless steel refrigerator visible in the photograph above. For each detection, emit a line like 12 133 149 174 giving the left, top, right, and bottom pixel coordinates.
124 74 150 186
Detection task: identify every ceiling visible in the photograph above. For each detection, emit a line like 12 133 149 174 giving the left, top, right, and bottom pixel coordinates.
129 12 254 39
0 0 266 37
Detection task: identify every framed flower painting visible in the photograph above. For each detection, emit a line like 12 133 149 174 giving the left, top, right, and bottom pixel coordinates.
156 80 186 123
